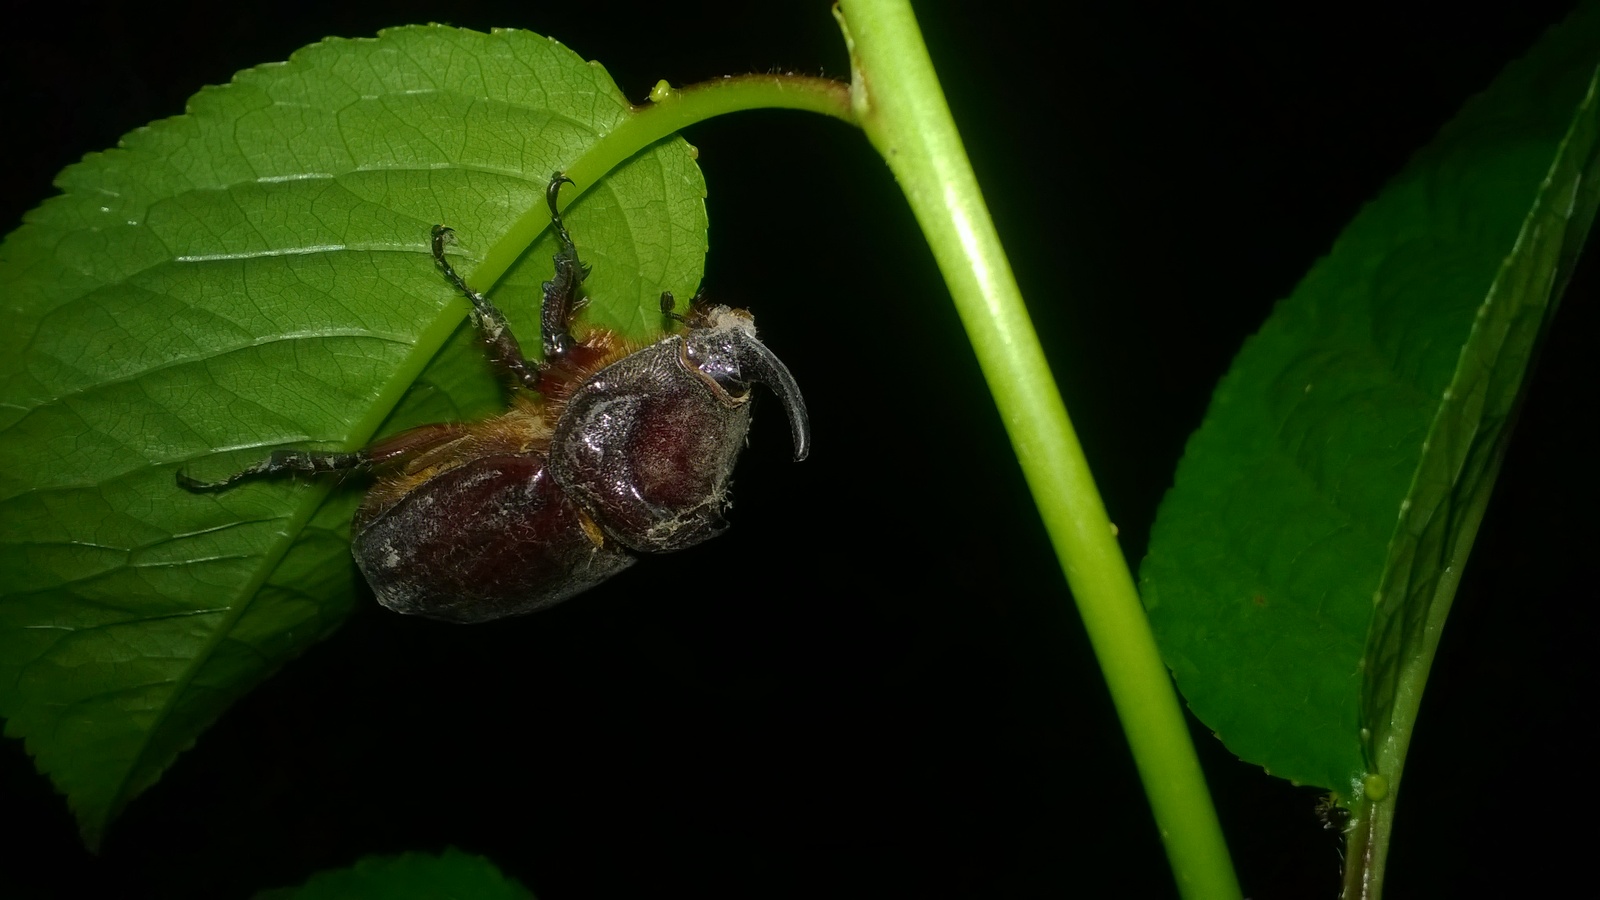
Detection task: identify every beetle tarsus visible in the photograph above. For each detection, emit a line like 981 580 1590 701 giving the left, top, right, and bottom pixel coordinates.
660 291 688 325
431 224 544 391
544 173 577 249
661 289 718 329
430 225 478 300
540 173 584 361
177 448 371 494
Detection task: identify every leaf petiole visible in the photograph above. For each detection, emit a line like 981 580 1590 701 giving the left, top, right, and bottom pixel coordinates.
473 74 855 292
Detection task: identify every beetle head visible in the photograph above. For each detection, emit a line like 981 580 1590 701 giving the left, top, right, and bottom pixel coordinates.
681 306 811 462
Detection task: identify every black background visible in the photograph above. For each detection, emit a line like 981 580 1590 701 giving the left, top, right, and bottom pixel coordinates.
2 1 1593 897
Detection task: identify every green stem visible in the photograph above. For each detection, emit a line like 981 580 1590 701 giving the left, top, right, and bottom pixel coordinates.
474 74 854 288
447 10 1236 893
833 2 1240 897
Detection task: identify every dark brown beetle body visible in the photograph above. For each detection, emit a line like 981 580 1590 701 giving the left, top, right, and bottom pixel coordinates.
180 175 809 623
354 453 634 623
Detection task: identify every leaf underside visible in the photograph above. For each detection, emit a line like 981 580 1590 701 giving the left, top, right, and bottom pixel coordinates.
253 848 535 900
0 25 707 846
1139 7 1600 795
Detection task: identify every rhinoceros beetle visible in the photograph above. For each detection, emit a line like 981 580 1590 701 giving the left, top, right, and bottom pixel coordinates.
180 174 810 623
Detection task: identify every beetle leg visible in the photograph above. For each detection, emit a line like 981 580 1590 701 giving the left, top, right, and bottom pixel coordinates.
539 173 587 362
178 423 470 494
177 448 371 493
660 291 688 325
431 225 544 393
660 289 715 329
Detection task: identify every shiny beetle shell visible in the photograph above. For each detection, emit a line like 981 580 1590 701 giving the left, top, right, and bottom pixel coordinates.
354 307 808 623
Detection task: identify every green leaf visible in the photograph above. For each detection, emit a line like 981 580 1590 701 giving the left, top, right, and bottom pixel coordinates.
0 25 706 847
1140 7 1600 796
253 848 535 900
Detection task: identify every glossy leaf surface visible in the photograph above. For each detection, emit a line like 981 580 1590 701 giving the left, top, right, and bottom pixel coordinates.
1140 8 1599 794
0 25 706 845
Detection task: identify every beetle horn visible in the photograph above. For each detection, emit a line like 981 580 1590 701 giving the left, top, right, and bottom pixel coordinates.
732 332 811 462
